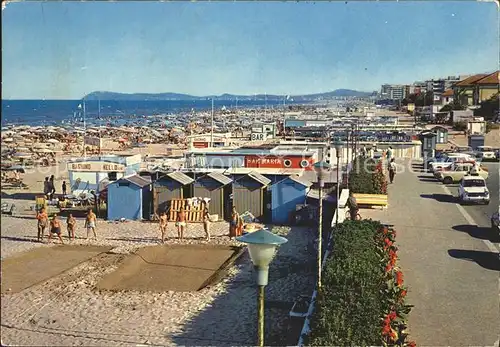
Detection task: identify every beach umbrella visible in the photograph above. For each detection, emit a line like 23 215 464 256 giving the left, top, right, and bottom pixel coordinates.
47 139 60 144
16 147 31 152
35 148 54 153
3 138 14 143
5 165 25 173
18 131 30 136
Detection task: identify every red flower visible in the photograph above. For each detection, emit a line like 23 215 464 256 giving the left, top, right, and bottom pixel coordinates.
382 323 391 335
408 341 416 347
381 227 389 235
389 311 397 320
396 271 404 286
400 289 407 298
385 263 393 272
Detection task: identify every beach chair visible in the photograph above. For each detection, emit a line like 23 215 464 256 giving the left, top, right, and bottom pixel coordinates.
1 202 16 215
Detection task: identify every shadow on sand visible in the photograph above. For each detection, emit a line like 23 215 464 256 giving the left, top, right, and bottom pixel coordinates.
448 249 500 271
1 192 38 201
452 225 500 242
420 193 456 203
170 226 317 346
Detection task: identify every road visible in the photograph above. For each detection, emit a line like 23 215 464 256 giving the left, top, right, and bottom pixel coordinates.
362 159 500 346
456 162 499 227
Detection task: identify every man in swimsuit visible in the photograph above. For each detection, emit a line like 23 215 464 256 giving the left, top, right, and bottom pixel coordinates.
202 207 211 242
48 215 64 244
66 213 76 241
85 208 97 240
36 207 49 242
230 206 239 237
176 207 186 240
159 211 168 243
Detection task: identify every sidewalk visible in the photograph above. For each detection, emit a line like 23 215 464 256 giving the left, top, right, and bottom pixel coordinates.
362 159 499 346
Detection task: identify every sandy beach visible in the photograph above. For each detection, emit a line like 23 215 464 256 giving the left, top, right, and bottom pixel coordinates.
1 159 317 346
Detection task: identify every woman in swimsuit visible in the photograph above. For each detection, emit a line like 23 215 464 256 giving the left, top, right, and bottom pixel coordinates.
48 215 64 244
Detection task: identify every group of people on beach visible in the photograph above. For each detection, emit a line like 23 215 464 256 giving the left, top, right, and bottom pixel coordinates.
158 205 212 242
36 207 97 243
43 175 68 200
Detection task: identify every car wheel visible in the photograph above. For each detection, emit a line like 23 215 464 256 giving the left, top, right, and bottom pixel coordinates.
443 177 453 185
484 200 490 205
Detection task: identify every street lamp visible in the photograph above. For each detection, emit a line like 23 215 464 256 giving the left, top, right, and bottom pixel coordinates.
313 160 332 290
333 140 343 227
236 228 288 347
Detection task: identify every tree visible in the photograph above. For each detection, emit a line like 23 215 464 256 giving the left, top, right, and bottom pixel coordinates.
474 93 499 121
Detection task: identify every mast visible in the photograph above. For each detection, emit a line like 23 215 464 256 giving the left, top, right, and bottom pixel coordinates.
98 99 102 155
83 100 87 158
211 98 214 148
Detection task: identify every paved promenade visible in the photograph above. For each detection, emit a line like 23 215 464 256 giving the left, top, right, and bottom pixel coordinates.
362 159 500 346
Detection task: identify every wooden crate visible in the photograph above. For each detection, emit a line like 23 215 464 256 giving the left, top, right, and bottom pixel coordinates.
168 199 207 223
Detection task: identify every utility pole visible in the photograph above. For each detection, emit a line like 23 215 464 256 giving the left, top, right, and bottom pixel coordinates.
83 100 87 158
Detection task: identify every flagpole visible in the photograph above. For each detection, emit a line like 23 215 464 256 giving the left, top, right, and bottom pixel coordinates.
83 100 87 158
211 98 214 148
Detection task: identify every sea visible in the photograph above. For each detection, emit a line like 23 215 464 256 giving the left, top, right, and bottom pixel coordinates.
1 99 300 128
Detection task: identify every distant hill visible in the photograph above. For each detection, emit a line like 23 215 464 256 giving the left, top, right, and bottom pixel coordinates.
84 89 372 101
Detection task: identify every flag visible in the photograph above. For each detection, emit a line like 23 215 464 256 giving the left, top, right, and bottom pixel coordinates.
286 95 291 100
78 104 82 109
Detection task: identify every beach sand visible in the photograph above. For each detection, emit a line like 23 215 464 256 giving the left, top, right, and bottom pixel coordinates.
1 161 317 346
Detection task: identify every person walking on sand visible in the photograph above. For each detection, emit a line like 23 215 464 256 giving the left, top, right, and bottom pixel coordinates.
62 181 67 197
49 175 56 197
202 207 211 241
388 158 396 184
84 208 98 240
176 207 186 240
159 211 168 243
36 207 49 242
66 213 76 241
48 215 64 244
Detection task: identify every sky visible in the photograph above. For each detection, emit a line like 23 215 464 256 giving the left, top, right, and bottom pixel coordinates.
1 1 499 100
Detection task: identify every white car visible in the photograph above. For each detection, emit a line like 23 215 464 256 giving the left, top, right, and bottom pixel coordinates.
429 154 474 172
457 173 490 205
475 146 497 161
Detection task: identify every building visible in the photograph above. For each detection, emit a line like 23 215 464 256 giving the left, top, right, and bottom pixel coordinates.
270 175 312 225
192 172 233 220
107 175 152 221
187 132 234 149
250 122 277 141
232 172 272 222
67 154 141 195
380 84 407 100
453 71 499 106
441 89 454 105
153 171 194 215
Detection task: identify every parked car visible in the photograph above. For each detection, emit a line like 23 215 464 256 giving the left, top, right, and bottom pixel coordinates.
436 163 488 184
457 172 490 205
475 146 497 162
429 154 475 172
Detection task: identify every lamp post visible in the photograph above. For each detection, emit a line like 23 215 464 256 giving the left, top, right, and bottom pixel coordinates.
236 228 288 347
333 140 343 227
313 160 332 290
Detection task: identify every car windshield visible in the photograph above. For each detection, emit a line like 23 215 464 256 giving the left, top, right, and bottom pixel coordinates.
463 179 485 187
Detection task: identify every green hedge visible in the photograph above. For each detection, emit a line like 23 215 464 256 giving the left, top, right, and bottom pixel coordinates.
307 220 414 346
349 157 387 194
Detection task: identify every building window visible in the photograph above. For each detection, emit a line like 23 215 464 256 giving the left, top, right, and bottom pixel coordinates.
108 172 118 181
284 159 292 167
300 160 309 168
118 182 130 187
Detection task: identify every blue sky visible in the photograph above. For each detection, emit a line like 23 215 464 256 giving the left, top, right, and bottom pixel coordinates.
2 1 498 99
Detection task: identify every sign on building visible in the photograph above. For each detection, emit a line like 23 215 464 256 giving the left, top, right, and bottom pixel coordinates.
68 161 126 172
251 133 267 141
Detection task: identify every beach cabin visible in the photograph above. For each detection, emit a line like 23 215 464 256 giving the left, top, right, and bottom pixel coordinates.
232 172 271 222
153 171 194 215
107 175 152 221
431 126 448 144
192 172 233 220
270 175 312 225
419 132 437 159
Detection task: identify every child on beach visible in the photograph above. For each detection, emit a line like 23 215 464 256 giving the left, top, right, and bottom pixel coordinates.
84 208 97 240
202 207 211 242
48 215 64 244
159 211 168 243
66 213 76 241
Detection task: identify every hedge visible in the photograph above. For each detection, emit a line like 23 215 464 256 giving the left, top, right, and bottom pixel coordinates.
307 220 415 346
349 157 388 195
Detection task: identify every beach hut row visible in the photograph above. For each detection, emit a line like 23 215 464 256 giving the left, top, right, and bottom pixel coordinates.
106 170 318 225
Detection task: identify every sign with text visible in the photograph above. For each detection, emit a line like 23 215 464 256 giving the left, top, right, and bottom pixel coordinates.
245 156 282 167
68 161 126 172
250 133 267 141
